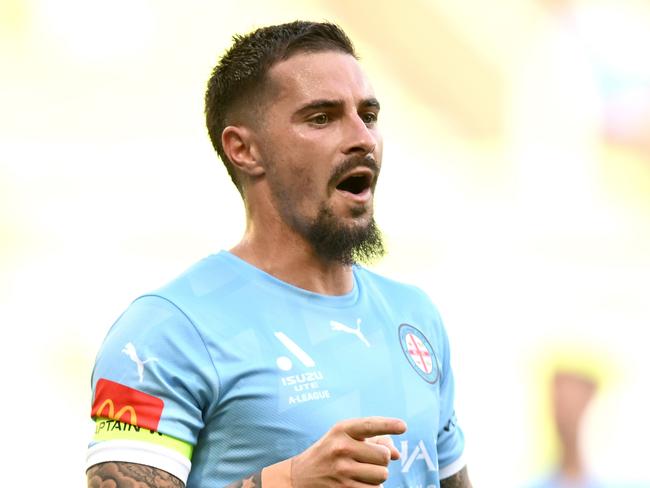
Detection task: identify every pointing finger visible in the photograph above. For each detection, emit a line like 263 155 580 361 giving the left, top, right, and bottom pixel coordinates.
343 417 407 441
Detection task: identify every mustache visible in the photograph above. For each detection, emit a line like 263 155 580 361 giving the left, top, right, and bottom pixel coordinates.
329 154 380 187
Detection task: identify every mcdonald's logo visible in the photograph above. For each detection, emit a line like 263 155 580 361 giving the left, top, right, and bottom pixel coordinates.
94 400 138 424
91 378 164 431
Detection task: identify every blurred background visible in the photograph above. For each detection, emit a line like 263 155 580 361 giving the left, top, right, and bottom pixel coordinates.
1 0 648 485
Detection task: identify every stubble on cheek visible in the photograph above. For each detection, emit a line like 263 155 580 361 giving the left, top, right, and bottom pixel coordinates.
267 161 323 227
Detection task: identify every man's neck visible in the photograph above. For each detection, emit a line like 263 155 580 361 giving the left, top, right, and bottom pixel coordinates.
230 233 354 296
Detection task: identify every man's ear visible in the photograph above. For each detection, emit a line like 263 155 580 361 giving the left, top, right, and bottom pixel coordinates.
221 125 265 177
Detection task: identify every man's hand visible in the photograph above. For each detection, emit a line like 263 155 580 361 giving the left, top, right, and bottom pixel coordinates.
286 416 407 488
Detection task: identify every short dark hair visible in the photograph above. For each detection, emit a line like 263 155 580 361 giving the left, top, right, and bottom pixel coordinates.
204 20 357 192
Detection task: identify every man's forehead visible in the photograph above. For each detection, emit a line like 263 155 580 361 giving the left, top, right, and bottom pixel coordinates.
266 50 375 104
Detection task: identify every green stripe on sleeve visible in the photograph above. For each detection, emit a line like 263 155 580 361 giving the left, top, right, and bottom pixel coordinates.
93 418 193 459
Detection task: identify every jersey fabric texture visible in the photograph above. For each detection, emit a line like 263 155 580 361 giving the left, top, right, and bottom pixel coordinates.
87 251 465 488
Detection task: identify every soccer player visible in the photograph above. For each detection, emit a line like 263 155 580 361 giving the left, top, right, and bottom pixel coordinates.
86 21 471 488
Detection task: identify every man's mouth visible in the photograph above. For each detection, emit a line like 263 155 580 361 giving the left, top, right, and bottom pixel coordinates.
335 171 373 195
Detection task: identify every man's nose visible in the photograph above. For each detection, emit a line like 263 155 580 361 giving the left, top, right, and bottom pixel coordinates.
342 114 377 156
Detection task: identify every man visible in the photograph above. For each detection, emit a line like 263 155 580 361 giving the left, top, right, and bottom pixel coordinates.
86 21 470 488
528 369 604 488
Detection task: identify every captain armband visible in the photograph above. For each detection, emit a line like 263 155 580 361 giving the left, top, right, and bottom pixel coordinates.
87 418 194 483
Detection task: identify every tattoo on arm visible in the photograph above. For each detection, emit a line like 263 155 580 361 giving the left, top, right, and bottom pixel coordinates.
225 472 263 487
440 466 472 488
87 462 184 488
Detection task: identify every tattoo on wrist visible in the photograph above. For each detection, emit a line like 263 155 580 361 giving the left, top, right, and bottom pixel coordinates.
87 462 183 487
225 471 263 488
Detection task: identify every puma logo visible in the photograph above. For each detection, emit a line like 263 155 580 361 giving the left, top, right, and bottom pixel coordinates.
122 342 158 383
330 318 370 347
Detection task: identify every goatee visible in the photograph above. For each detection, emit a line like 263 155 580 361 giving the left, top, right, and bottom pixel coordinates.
303 205 386 266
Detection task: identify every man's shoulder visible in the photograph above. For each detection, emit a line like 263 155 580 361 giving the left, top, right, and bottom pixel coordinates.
109 251 244 326
148 251 240 301
354 266 436 307
104 252 248 343
354 266 449 349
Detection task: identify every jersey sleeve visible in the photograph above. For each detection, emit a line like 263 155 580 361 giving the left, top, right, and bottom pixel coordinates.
434 310 466 479
86 294 219 483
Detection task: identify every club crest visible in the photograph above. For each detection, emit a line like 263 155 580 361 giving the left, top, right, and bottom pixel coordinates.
398 323 440 384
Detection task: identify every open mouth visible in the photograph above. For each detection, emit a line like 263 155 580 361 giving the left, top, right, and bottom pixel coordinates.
335 172 373 195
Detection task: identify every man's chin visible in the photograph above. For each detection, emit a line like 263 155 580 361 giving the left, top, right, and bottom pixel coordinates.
304 207 385 266
330 193 373 218
349 206 372 219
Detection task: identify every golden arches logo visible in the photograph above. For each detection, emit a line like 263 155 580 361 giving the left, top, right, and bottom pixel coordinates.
92 379 164 431
95 399 138 425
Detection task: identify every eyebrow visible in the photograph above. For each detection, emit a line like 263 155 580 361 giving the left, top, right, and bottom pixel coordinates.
294 97 381 116
361 98 381 110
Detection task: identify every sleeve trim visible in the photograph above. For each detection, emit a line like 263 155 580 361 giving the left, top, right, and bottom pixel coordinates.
87 440 191 484
439 452 466 480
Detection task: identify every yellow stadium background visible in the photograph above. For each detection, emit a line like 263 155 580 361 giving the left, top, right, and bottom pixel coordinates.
1 0 648 486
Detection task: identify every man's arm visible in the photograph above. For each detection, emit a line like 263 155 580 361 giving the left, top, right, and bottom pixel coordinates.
87 461 184 488
440 466 472 488
88 417 405 488
229 417 406 488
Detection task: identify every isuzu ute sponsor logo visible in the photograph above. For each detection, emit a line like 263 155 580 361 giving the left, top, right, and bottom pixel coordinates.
398 324 441 384
274 331 330 406
274 331 316 371
91 378 164 431
281 371 331 404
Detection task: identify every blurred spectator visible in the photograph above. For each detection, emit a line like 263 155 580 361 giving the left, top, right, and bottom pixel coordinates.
527 369 603 488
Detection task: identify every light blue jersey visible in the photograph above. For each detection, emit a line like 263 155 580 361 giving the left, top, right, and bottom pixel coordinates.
87 251 465 487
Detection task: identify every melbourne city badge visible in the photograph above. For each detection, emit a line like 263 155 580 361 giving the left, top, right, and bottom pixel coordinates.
398 323 441 384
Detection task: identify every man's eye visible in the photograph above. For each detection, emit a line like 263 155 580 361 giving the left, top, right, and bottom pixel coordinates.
310 114 329 125
361 112 378 124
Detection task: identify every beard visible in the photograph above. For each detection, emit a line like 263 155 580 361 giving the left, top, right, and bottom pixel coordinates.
301 204 386 266
265 153 386 265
